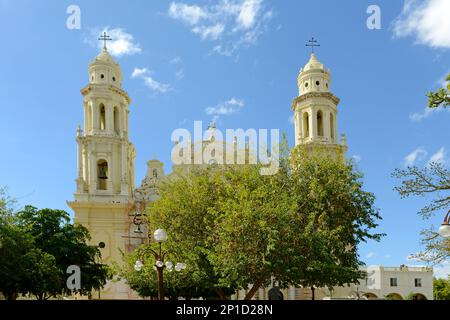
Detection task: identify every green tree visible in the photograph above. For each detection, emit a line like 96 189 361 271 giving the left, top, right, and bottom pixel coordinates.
427 74 450 109
288 147 383 299
145 166 238 299
15 205 111 299
209 163 293 300
120 139 382 300
392 163 450 263
0 220 35 300
433 277 450 300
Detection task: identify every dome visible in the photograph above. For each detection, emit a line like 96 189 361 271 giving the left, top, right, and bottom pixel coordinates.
88 48 123 87
91 48 118 66
303 53 325 71
297 53 331 96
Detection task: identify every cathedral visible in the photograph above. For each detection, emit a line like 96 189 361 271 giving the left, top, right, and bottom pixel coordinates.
67 44 347 299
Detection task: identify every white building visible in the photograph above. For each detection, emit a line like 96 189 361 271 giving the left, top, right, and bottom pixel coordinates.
235 265 434 300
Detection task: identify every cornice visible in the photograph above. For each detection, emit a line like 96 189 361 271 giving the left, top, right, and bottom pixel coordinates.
291 92 340 111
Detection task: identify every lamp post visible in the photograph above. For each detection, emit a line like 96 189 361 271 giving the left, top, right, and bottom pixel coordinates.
134 229 186 300
438 210 450 238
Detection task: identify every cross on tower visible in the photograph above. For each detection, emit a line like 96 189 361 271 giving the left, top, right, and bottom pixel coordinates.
98 31 112 51
306 37 320 54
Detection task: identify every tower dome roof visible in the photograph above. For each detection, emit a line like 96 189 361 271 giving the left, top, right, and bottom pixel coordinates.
302 53 325 72
88 48 123 87
91 48 118 66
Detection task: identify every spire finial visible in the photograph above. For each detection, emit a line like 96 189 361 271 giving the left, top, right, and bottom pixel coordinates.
98 31 112 51
306 37 320 54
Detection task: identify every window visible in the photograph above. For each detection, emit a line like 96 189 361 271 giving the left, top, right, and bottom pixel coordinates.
112 76 116 82
101 74 105 79
303 112 310 138
305 82 309 88
316 80 320 86
97 160 108 190
152 169 158 178
317 110 324 137
415 278 422 287
390 278 398 287
100 105 106 131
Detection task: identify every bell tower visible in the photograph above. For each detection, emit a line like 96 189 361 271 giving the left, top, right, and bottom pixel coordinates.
68 35 136 299
292 41 347 158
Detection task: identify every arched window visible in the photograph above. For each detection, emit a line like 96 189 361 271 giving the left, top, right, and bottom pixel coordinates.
152 169 158 178
330 113 335 140
317 110 324 137
303 112 310 138
113 107 120 134
97 160 108 190
100 104 106 131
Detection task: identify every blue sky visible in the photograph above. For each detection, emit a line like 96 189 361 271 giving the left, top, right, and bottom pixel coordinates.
1 0 449 277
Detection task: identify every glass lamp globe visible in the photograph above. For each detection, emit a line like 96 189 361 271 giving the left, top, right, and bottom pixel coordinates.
134 260 143 271
166 261 173 269
154 229 168 243
155 260 164 268
175 263 182 272
438 223 450 238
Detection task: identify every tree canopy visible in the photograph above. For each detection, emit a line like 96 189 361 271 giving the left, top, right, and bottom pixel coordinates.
0 196 111 300
120 145 383 300
393 163 450 263
427 74 450 109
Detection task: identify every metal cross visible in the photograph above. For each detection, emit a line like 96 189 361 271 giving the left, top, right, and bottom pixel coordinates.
98 31 112 51
306 37 320 53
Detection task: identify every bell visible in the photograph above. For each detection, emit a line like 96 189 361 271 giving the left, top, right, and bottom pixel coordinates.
134 224 143 234
98 167 108 180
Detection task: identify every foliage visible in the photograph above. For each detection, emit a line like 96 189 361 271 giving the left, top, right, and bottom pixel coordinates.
288 147 383 292
427 74 450 109
0 196 110 300
120 142 382 300
392 163 450 263
433 277 450 300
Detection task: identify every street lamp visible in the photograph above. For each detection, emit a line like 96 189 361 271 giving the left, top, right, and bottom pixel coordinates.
134 229 186 300
438 210 450 238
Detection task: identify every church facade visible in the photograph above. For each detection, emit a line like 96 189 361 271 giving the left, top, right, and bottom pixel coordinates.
68 46 346 299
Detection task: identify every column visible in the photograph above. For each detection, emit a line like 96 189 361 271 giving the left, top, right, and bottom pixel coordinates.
106 104 113 132
324 110 330 142
310 108 316 141
93 100 99 133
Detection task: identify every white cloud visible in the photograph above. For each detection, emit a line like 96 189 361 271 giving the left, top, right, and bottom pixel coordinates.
175 69 185 81
131 68 172 94
393 0 450 49
168 2 208 25
366 252 375 258
434 261 450 279
404 147 428 166
235 0 262 30
86 27 141 57
168 1 273 56
427 147 447 166
409 107 440 122
131 68 148 78
205 98 245 121
192 23 225 40
170 56 182 64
